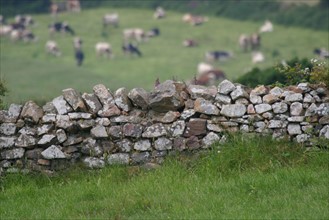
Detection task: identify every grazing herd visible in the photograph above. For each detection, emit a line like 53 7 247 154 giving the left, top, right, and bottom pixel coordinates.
1 2 327 85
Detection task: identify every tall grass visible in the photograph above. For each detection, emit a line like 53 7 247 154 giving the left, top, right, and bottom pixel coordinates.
1 134 328 219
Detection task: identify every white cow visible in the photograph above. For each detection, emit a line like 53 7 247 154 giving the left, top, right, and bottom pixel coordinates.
103 13 119 28
46 40 61 56
73 37 82 50
154 7 165 19
95 42 112 58
123 28 147 43
0 25 12 37
259 20 273 33
197 62 214 76
252 52 265 63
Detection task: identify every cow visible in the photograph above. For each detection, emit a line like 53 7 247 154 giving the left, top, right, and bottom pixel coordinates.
9 29 36 42
50 2 59 17
182 13 208 26
49 22 75 36
14 15 34 27
183 39 198 47
46 40 61 56
252 51 265 63
239 34 250 52
95 42 112 58
123 28 147 43
66 0 81 12
259 20 273 33
197 62 214 75
154 7 166 19
314 48 329 59
103 13 119 28
250 33 261 51
0 25 12 37
75 49 84 66
205 51 232 62
146 28 160 37
73 37 82 50
122 43 142 57
194 69 226 86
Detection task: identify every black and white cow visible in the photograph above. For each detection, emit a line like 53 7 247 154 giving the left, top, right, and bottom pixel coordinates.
205 51 232 61
122 43 142 57
49 22 75 36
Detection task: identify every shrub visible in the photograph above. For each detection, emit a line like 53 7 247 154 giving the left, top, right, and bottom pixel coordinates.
0 78 8 109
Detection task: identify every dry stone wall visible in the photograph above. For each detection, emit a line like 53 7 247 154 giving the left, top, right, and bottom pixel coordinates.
1 80 329 174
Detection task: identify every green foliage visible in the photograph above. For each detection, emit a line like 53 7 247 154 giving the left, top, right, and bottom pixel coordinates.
0 0 51 17
0 78 8 109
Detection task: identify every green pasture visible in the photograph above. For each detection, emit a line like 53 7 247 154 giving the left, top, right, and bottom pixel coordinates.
1 134 328 219
1 8 328 105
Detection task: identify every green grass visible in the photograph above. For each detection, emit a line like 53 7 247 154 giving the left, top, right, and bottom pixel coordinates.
1 134 328 219
1 7 328 105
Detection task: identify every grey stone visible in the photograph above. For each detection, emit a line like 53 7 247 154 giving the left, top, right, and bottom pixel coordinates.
62 88 87 112
1 148 25 159
56 129 67 143
220 104 246 117
161 111 180 123
56 115 74 130
18 126 36 135
142 123 167 138
255 104 272 114
290 102 303 116
52 96 73 115
206 121 223 132
187 85 217 100
25 148 43 159
287 116 305 122
83 157 105 169
194 98 220 115
218 80 236 95
285 93 303 102
215 94 232 104
37 124 54 136
235 98 249 105
20 101 44 123
82 93 102 114
41 114 56 123
319 125 329 139
269 87 283 96
303 93 315 103
297 83 310 92
117 139 133 152
317 103 329 116
263 94 279 104
93 84 115 106
91 125 108 138
63 136 83 147
134 139 151 151
202 132 220 148
0 104 22 123
97 103 121 117
95 118 111 126
250 94 262 104
15 134 36 148
180 109 196 120
131 152 151 164
0 123 16 135
169 120 186 137
114 87 133 112
305 103 318 116
251 85 268 96
38 134 57 146
128 88 149 110
108 126 122 139
41 145 66 159
287 124 302 135
149 80 184 112
107 153 130 165
154 137 172 150
110 115 141 124
68 113 92 120
262 112 273 120
0 137 16 149
319 116 329 125
271 102 287 114
268 120 284 128
296 134 310 143
77 119 95 129
123 123 143 138
230 85 248 101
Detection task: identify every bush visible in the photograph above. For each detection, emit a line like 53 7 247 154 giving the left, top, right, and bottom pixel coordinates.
0 78 8 109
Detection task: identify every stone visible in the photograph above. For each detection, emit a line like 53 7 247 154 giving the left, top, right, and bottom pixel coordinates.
0 137 16 149
285 93 303 102
0 104 22 123
134 139 151 151
287 116 305 122
41 145 66 159
319 125 329 139
1 148 25 159
108 126 122 139
220 104 246 117
187 85 217 100
296 134 310 143
142 123 167 138
161 111 180 123
123 123 143 138
63 136 83 147
255 104 272 114
20 101 44 123
206 121 223 132
251 85 268 96
93 84 115 106
25 148 43 159
37 124 54 136
240 124 250 132
37 159 50 166
42 102 57 114
173 137 187 151
250 94 262 104
215 94 232 104
97 103 121 117
38 134 57 146
235 98 249 105
154 137 172 150
77 119 95 129
180 109 196 120
272 102 288 114
303 93 315 103
83 157 105 169
82 93 102 114
128 88 149 110
290 102 303 116
107 153 130 165
194 98 220 115
56 129 67 143
263 94 279 104
117 139 133 152
247 104 256 114
268 120 284 128
42 114 56 123
0 123 16 136
202 132 220 148
62 88 87 112
262 112 274 120
218 80 236 95
149 80 184 112
110 115 142 124
68 113 92 120
131 152 151 164
15 134 36 148
269 87 283 96
297 83 310 92
95 118 111 126
305 103 318 116
287 124 302 135
114 87 133 112
317 103 329 116
183 119 207 137
18 126 36 136
91 125 108 138
52 96 73 115
230 85 248 100
169 120 186 137
319 116 329 125
56 115 74 130
186 136 200 150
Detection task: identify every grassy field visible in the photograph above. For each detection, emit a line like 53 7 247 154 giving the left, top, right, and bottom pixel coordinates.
1 7 328 105
0 134 328 219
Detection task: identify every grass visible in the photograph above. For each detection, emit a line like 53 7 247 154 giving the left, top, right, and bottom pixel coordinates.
1 134 328 219
1 7 328 105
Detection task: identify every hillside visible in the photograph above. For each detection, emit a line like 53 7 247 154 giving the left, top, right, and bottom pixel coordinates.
0 7 328 105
